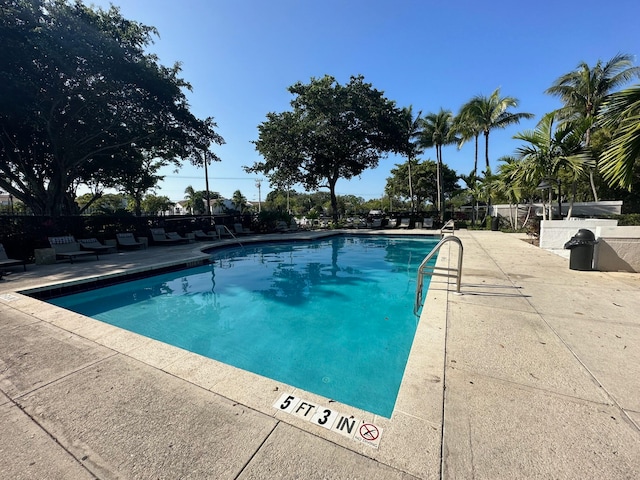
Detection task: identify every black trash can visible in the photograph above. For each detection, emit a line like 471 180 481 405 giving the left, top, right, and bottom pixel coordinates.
564 229 597 271
491 217 499 231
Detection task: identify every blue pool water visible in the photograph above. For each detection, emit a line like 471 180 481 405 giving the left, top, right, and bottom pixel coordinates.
49 235 438 417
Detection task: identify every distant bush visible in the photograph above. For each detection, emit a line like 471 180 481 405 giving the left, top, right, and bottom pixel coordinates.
614 214 640 226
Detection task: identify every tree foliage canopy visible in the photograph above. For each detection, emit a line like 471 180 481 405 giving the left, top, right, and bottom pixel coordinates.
386 159 459 211
0 0 223 215
247 75 407 220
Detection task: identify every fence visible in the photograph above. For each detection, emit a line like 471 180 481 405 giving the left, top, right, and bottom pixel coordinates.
0 214 247 261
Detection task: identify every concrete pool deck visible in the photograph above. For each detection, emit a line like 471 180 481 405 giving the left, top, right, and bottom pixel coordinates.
1 229 639 479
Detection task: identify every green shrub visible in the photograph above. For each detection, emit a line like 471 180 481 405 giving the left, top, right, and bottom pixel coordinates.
614 214 640 226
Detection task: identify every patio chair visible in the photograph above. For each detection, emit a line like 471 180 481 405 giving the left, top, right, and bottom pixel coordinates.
233 223 254 235
367 218 382 229
48 236 99 263
440 219 455 236
276 220 298 233
422 217 434 229
116 232 145 250
192 229 218 241
78 238 116 254
0 243 27 275
166 231 190 243
398 218 411 229
149 228 188 245
386 218 397 228
215 225 234 238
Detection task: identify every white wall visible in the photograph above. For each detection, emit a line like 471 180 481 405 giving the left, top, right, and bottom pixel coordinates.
539 219 618 259
594 226 640 273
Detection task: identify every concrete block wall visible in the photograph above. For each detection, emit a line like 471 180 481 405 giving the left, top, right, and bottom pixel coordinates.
594 226 640 273
539 219 618 259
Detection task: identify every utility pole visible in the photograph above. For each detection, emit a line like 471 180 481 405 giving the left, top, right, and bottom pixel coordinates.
204 151 212 219
255 179 262 213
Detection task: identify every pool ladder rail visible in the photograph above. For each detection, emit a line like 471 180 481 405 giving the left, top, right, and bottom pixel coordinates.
219 225 244 248
414 235 464 316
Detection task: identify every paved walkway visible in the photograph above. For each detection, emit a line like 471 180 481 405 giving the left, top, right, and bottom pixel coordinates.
1 230 639 479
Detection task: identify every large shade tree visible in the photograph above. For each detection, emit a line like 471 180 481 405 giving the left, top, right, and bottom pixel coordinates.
0 0 223 215
545 53 640 200
386 159 458 212
247 75 407 222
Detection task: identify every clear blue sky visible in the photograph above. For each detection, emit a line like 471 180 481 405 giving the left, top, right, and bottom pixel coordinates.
90 0 639 204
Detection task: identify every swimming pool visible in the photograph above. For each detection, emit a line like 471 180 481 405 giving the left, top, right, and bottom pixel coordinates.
49 235 438 417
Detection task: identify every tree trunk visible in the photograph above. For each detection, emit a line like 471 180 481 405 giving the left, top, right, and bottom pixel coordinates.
329 177 339 224
436 146 443 222
567 181 576 219
557 180 562 219
484 130 490 171
585 126 599 202
474 134 479 177
589 170 599 202
408 159 414 214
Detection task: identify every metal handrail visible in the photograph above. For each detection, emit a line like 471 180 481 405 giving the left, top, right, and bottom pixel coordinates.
414 235 463 316
218 225 243 248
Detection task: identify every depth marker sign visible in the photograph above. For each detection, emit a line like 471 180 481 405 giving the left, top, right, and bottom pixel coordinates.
273 393 383 449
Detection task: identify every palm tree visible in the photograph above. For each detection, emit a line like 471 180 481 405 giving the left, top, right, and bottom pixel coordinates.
399 106 424 213
459 171 481 226
454 100 483 177
419 109 458 220
598 84 640 190
494 156 532 230
232 189 247 213
468 88 534 172
184 185 198 214
545 53 640 200
513 112 591 219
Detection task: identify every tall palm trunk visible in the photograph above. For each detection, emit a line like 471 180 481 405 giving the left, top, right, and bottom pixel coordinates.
584 127 599 202
408 159 415 213
474 133 479 177
436 146 443 222
484 130 490 171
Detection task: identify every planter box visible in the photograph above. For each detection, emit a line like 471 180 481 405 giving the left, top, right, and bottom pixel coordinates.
34 248 56 265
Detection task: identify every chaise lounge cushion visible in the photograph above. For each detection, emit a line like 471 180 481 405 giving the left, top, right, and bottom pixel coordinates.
193 230 218 240
149 228 188 245
78 238 115 253
48 236 98 263
116 232 144 249
0 243 27 272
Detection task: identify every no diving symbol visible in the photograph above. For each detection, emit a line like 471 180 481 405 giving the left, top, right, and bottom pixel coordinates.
359 423 379 441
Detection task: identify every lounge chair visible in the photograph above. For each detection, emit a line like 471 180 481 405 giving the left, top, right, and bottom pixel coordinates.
78 238 116 254
367 218 382 228
48 236 98 263
215 225 234 238
192 229 218 241
166 231 190 243
0 243 27 275
441 219 455 236
234 223 254 235
398 218 411 229
422 217 434 229
276 220 298 233
116 232 144 250
149 228 188 245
